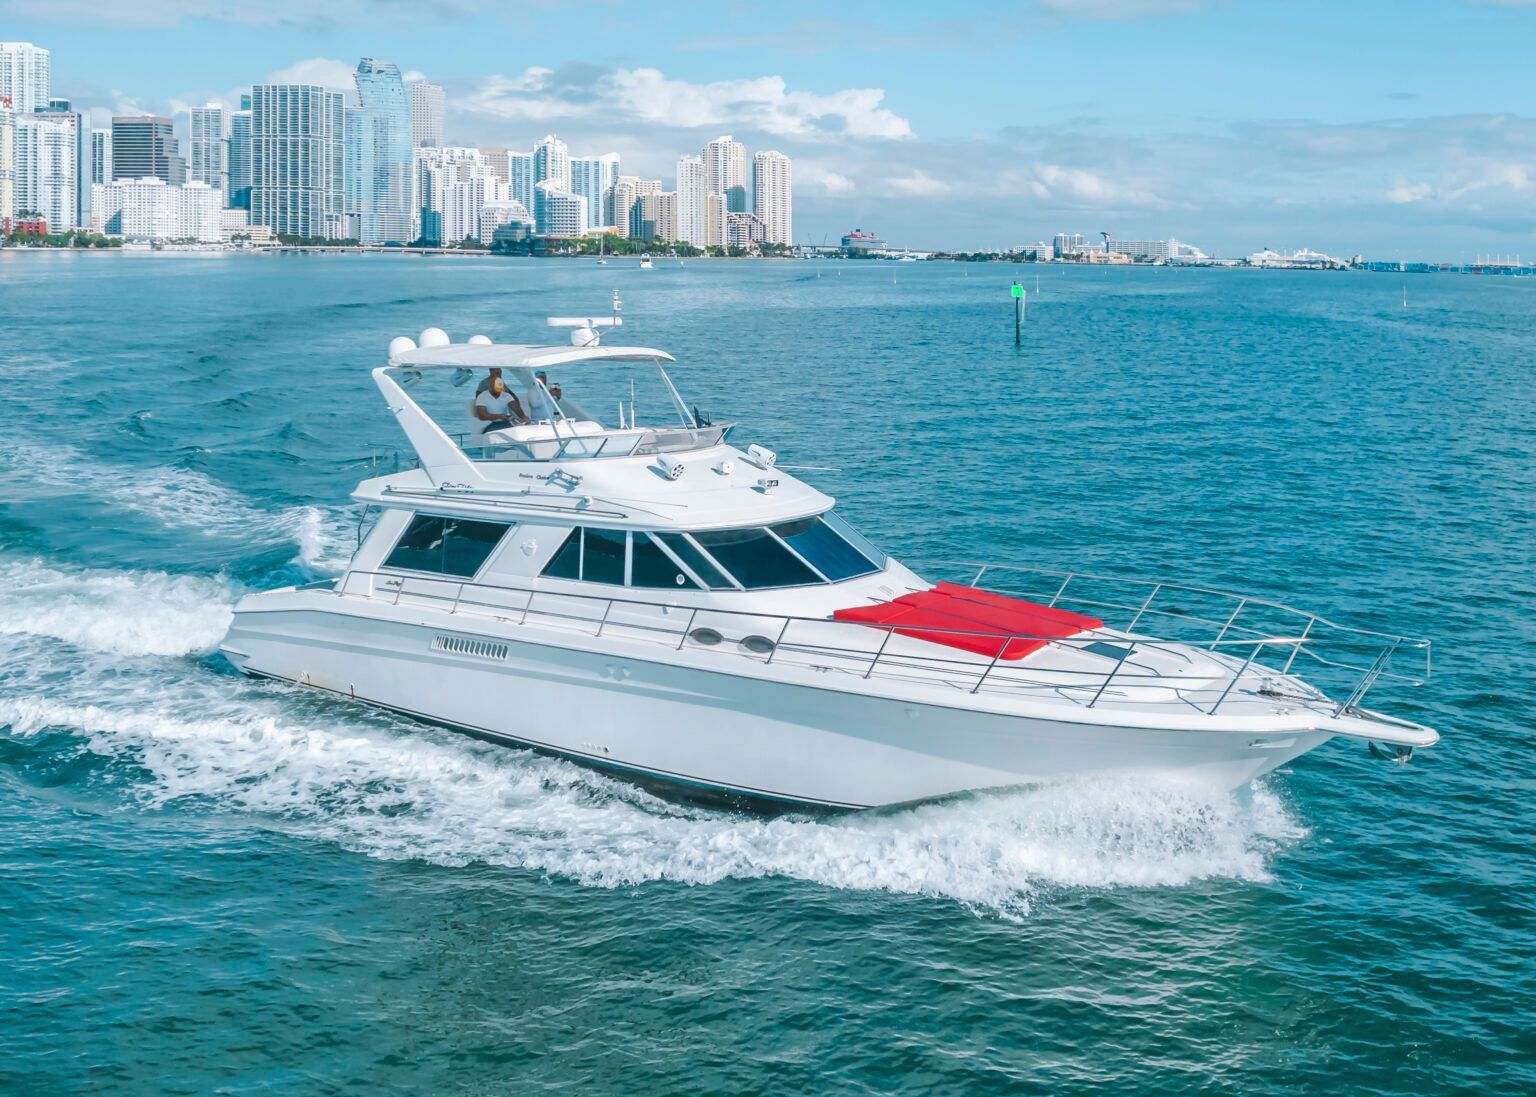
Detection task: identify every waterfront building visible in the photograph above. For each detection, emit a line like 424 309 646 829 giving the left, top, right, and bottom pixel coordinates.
508 151 534 213
675 154 706 247
0 103 13 232
726 211 765 250
752 151 792 245
1097 237 1207 263
533 179 586 238
570 153 618 231
188 104 228 201
90 128 111 185
705 191 726 249
0 42 50 115
112 116 184 185
352 58 414 245
413 146 506 244
703 134 747 213
609 175 659 239
533 134 570 192
409 81 444 147
636 190 676 244
479 198 532 244
227 102 252 210
1053 232 1086 258
249 84 346 240
91 177 221 241
14 111 81 232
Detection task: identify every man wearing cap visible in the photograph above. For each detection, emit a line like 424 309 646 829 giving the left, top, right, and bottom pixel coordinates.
473 374 526 433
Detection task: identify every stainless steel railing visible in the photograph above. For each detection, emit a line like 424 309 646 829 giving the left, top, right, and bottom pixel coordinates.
313 565 1429 718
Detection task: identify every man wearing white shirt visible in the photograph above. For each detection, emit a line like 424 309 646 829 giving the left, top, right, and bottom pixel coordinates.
473 375 526 433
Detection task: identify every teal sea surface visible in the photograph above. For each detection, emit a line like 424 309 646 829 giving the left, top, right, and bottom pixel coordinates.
1 253 1532 1094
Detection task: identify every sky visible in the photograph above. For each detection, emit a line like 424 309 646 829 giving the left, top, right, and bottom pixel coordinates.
4 0 1535 258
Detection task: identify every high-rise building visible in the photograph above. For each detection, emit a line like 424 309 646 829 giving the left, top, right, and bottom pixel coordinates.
726 211 766 250
13 111 80 232
508 151 534 212
533 134 570 192
352 58 413 245
227 106 252 210
479 198 532 245
703 135 747 213
675 154 706 247
0 42 50 115
637 191 676 245
111 117 184 184
188 104 228 201
752 150 792 245
91 177 222 241
533 179 586 238
481 147 511 185
413 146 505 245
704 191 726 249
249 84 346 240
0 102 14 232
570 154 618 230
90 128 111 185
409 81 443 147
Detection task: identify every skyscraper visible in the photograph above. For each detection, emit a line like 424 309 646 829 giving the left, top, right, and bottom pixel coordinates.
14 111 80 231
570 154 618 230
90 128 111 185
227 104 252 210
413 146 505 244
188 104 228 201
0 102 15 232
533 135 570 191
409 81 444 147
0 42 50 115
508 151 534 212
703 135 747 213
111 117 184 184
534 179 587 238
675 154 706 247
352 58 413 245
250 84 346 239
752 150 792 245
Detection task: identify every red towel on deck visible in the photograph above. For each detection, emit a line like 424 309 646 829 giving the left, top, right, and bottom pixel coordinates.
833 584 1103 661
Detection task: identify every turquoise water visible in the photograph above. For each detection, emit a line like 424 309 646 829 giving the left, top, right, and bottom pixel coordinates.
2 253 1532 1094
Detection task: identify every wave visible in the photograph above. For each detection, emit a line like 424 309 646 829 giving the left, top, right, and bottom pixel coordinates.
0 666 1304 919
0 558 238 658
0 439 355 575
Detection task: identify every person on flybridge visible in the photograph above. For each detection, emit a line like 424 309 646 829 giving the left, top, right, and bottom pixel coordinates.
528 370 564 422
472 372 527 433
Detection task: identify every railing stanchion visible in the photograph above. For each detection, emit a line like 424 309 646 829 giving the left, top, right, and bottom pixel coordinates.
1047 573 1073 607
595 600 613 638
1125 583 1161 633
1086 642 1133 708
972 565 988 587
1210 598 1248 649
766 617 791 664
1208 642 1262 715
450 583 464 615
677 608 699 650
519 590 534 626
1281 616 1315 674
864 627 895 680
971 638 1010 695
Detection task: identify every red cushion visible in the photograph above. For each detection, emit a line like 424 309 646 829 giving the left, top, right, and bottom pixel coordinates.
833 584 1102 662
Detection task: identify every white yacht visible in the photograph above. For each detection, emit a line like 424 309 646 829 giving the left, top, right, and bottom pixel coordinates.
220 310 1439 811
639 254 653 270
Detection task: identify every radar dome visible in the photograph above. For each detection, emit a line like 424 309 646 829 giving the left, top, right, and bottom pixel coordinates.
467 334 492 345
387 336 418 358
418 327 450 348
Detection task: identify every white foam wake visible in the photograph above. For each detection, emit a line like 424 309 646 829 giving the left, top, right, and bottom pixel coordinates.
0 673 1306 919
0 559 237 658
0 439 356 574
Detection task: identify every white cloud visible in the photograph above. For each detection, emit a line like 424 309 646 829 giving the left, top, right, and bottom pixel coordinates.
456 66 911 143
797 163 857 196
885 171 952 198
265 57 356 93
1386 177 1432 204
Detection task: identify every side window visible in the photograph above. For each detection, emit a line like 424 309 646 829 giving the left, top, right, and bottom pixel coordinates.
542 527 582 580
655 533 734 590
582 528 628 585
771 515 881 582
692 527 820 589
384 515 511 578
632 533 700 589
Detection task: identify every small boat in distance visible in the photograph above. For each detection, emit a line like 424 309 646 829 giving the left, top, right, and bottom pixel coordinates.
220 307 1439 811
639 254 653 270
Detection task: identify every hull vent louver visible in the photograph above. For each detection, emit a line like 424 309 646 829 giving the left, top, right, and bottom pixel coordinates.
433 635 510 661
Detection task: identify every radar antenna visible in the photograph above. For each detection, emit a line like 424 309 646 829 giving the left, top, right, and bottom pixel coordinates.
547 292 623 347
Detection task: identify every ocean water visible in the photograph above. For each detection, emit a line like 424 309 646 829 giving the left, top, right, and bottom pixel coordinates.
1 252 1532 1095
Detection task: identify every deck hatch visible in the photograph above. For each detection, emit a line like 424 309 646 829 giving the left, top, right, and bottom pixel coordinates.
433 635 510 661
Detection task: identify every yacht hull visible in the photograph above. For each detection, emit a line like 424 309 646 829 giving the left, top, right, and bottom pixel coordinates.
221 595 1334 810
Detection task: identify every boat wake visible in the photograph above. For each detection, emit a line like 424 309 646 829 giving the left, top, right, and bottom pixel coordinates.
0 562 1307 919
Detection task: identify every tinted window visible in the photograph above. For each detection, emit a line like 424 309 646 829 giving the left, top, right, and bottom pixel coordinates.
582 528 628 585
822 511 887 568
655 532 734 590
693 528 820 589
384 515 510 578
632 534 700 589
543 527 581 580
771 516 880 582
